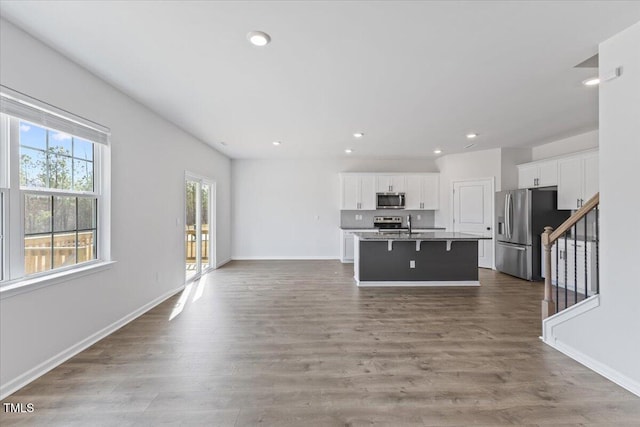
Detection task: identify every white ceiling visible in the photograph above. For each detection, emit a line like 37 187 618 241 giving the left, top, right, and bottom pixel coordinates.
2 1 640 159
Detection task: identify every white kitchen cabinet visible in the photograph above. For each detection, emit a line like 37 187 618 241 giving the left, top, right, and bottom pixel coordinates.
405 175 422 209
557 157 582 209
360 176 376 209
342 175 359 210
341 172 439 211
341 231 355 263
557 151 599 210
583 153 599 203
405 174 439 210
341 174 376 210
376 175 406 193
518 164 539 189
517 160 558 189
341 229 378 263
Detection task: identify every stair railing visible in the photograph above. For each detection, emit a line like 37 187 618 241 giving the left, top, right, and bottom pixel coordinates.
541 192 599 319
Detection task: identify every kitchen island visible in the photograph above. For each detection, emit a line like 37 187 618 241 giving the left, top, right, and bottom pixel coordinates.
353 231 491 287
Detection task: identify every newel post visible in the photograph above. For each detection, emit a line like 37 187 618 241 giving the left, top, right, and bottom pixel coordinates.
541 226 555 319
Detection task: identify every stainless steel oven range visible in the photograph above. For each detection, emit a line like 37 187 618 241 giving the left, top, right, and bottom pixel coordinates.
373 216 403 231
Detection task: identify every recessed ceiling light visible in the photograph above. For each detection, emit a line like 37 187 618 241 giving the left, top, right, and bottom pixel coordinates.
582 77 600 86
353 132 364 138
247 31 271 47
345 148 353 154
466 133 478 139
433 149 442 154
272 141 281 146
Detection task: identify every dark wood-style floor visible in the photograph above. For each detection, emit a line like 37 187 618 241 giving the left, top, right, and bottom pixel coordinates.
2 261 638 426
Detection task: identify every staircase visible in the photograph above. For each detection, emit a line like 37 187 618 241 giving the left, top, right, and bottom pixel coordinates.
541 192 599 319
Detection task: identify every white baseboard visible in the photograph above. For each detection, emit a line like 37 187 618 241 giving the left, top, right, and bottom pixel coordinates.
231 256 339 260
541 294 640 397
0 285 184 400
215 257 232 268
357 280 480 287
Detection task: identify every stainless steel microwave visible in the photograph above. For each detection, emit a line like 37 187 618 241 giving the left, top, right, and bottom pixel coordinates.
376 193 406 209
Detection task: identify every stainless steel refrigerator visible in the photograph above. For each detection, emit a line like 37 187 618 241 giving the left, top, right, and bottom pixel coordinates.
495 189 569 281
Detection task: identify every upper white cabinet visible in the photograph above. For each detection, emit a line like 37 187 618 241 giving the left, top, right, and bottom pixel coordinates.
517 160 558 189
405 174 439 210
341 174 376 210
558 151 599 210
583 153 599 203
376 175 406 193
341 173 439 211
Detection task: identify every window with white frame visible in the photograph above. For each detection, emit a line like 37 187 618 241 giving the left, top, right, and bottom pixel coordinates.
0 86 110 285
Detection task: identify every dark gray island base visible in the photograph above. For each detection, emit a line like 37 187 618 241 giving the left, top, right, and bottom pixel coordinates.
353 232 491 287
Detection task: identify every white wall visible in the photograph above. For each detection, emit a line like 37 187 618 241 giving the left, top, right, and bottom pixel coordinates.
500 147 532 191
531 130 599 161
434 148 503 228
0 19 231 395
231 158 436 258
550 22 640 393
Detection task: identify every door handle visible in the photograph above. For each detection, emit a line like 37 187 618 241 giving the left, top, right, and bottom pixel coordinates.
504 194 510 238
498 243 525 251
507 193 513 239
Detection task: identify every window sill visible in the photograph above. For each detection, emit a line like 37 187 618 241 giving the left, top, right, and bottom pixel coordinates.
0 261 116 300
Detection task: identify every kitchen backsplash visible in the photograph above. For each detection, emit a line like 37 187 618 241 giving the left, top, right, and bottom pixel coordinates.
341 210 436 229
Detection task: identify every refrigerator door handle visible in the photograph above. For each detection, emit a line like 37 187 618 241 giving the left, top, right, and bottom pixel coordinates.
497 242 526 251
504 193 513 239
509 193 514 239
504 193 510 239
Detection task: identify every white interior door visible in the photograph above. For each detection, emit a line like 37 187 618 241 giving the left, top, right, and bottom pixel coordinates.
452 179 494 269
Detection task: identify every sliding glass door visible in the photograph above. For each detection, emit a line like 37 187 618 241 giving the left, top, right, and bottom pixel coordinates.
185 175 215 282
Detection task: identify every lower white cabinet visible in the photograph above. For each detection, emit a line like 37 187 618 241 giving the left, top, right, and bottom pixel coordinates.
341 229 377 263
341 231 355 263
548 240 598 295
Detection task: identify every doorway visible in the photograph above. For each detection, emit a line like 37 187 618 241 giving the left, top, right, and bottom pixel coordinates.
452 178 494 269
185 174 215 282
